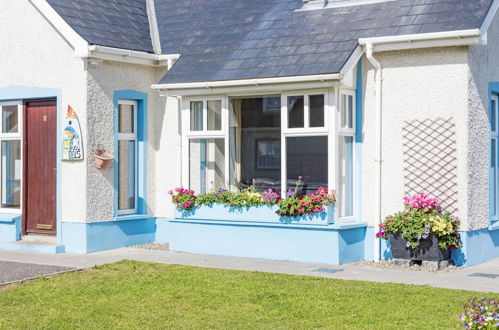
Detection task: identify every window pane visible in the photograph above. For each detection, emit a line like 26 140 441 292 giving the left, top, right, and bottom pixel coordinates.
288 96 304 128
207 100 222 131
1 141 21 208
2 106 18 133
229 96 281 192
309 95 325 128
189 139 225 194
286 136 327 195
190 101 203 131
341 95 353 130
118 104 135 134
348 95 354 129
491 139 497 217
339 136 354 217
118 140 136 211
491 99 497 132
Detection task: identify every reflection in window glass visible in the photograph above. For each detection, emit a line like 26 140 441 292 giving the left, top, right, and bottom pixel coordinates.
2 106 18 134
118 141 136 211
229 96 281 192
190 101 203 131
492 99 497 132
1 141 21 208
309 95 325 128
286 136 327 195
190 139 225 194
348 95 354 129
118 104 134 134
288 96 304 128
339 136 354 217
207 100 222 131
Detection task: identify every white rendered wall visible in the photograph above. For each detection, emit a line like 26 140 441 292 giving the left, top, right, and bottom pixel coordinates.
86 62 180 222
0 1 88 223
361 47 470 229
467 9 499 231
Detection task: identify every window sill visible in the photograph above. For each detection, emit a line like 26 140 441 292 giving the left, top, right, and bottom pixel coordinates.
0 213 22 223
489 222 499 231
113 214 151 222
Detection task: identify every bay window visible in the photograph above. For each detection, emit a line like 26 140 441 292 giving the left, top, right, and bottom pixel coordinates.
0 102 21 210
182 89 357 220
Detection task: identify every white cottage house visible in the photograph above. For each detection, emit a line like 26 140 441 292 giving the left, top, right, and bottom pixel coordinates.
0 0 498 266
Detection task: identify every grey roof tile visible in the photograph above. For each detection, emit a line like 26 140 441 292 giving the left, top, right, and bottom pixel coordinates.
46 0 494 83
46 0 154 53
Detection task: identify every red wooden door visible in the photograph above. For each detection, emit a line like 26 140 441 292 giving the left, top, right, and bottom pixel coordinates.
23 100 57 235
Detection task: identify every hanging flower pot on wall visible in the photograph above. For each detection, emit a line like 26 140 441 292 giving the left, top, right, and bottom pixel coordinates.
93 149 113 169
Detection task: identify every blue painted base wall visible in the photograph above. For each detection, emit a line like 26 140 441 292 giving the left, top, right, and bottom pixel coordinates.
0 214 21 242
452 228 499 266
167 219 367 265
62 218 156 253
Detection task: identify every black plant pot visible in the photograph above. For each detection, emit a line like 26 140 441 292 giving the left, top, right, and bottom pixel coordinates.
389 233 451 261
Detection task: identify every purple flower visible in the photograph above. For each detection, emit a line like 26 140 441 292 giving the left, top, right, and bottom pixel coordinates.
298 176 303 180
286 189 294 197
406 242 411 248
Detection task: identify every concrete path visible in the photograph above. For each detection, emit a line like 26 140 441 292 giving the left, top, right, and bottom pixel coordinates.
0 248 498 293
0 260 75 285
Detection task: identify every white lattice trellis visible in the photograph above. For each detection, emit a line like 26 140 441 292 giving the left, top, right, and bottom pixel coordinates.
402 117 458 214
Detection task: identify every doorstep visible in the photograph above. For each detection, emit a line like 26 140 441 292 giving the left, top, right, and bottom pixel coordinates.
0 235 65 254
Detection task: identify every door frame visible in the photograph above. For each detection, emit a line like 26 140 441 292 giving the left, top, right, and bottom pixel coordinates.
22 99 57 235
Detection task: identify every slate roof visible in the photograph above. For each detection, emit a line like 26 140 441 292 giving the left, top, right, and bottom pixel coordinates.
45 0 494 84
46 0 154 53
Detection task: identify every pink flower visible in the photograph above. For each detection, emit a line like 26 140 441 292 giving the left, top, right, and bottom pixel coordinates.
376 231 385 238
168 190 174 195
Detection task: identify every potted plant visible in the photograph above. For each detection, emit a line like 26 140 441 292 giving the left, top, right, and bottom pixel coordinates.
376 193 461 262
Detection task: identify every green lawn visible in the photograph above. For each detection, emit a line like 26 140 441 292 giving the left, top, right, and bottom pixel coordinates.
0 260 488 329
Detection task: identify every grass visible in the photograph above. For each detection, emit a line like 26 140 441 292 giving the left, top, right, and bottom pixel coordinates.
0 260 490 329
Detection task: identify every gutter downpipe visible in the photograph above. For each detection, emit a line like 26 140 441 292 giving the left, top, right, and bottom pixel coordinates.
366 42 383 261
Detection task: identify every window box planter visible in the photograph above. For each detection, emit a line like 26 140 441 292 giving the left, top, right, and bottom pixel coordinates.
174 204 335 226
389 232 451 261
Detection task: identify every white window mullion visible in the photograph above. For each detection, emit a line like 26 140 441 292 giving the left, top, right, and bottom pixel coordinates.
281 94 287 198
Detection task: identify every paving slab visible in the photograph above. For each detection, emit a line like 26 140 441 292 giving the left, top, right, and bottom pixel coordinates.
0 249 497 293
0 260 76 285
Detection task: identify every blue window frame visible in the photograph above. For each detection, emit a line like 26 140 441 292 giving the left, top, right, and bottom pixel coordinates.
113 91 148 218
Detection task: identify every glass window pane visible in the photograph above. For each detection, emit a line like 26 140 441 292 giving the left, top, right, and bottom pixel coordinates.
229 96 281 192
189 139 225 194
118 140 136 211
339 136 354 217
286 136 327 195
288 96 304 128
190 101 203 131
2 106 18 133
341 94 354 129
1 141 21 208
207 100 222 131
491 139 497 217
348 95 354 129
118 104 134 134
491 99 497 132
309 95 325 128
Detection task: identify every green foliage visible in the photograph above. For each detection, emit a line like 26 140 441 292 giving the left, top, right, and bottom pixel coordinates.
169 184 335 218
378 206 462 250
0 260 490 329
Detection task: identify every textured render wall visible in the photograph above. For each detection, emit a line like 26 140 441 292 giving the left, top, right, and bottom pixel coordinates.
0 1 87 223
361 48 470 228
468 10 499 231
86 62 179 222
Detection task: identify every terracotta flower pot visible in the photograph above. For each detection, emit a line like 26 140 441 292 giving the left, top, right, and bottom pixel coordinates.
93 149 113 169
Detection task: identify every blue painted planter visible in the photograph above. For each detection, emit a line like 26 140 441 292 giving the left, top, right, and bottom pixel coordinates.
174 204 335 226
